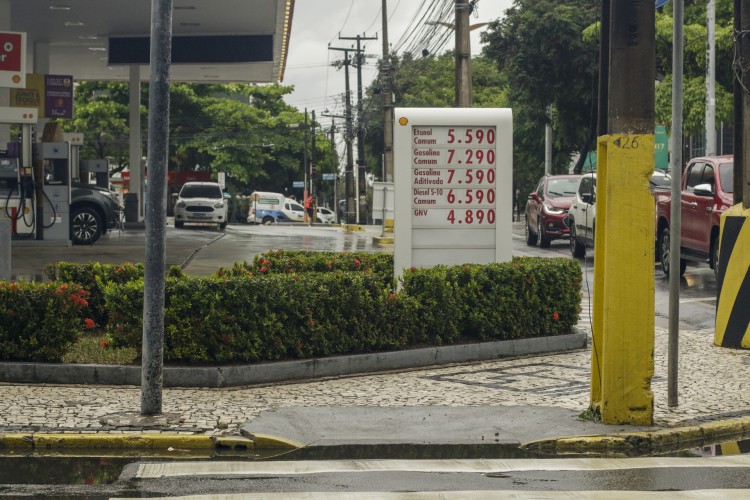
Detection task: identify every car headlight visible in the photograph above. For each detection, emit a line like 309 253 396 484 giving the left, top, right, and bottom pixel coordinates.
543 203 564 215
176 200 185 208
213 202 224 209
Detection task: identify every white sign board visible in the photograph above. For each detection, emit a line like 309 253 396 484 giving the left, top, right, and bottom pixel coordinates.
394 108 512 275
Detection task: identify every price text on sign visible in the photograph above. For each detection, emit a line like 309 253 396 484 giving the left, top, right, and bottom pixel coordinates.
412 126 497 226
413 188 496 207
412 208 497 225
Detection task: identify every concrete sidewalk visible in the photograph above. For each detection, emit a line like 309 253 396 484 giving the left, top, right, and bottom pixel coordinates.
2 223 750 454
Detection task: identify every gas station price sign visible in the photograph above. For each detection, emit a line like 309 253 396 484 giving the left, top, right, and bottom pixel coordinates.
394 108 513 275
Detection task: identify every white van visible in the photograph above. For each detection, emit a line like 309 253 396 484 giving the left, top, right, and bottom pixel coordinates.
247 191 306 224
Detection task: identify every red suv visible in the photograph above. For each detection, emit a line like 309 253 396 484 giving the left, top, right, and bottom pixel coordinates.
525 174 581 248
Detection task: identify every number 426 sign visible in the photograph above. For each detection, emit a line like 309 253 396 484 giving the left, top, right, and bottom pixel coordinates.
393 108 513 275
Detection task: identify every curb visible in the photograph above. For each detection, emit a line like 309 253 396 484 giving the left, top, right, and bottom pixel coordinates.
0 432 302 452
522 417 750 455
0 332 587 387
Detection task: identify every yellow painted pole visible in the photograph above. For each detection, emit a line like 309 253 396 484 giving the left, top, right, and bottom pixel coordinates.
591 134 655 426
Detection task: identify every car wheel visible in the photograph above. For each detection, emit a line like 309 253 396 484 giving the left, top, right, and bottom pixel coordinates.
525 218 537 246
712 234 720 282
219 222 227 230
659 227 686 276
175 220 184 229
538 219 551 248
570 221 585 258
262 216 274 225
71 207 103 245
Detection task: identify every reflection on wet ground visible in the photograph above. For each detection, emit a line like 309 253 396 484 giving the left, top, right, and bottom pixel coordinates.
2 439 749 486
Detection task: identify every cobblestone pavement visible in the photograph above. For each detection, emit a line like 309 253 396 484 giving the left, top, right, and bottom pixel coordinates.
1 319 748 436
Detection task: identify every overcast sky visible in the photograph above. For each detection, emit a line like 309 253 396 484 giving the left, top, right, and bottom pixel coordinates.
282 0 514 114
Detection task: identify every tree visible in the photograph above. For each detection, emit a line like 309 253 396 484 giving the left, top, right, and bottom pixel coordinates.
60 81 138 173
362 52 507 178
481 0 599 191
59 81 335 194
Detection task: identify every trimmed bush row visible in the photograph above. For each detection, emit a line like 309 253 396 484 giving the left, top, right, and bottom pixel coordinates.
216 250 396 288
0 281 93 362
103 257 581 364
3 252 581 364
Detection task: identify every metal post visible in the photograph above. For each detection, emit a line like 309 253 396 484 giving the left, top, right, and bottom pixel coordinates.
735 0 744 204
706 0 716 156
141 0 173 416
668 0 684 408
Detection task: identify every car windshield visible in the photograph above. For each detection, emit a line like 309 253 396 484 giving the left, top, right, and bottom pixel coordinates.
719 163 733 194
547 178 580 197
650 172 671 188
180 185 221 199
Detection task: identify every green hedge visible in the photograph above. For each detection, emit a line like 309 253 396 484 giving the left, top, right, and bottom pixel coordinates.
2 255 581 364
103 257 581 364
0 281 92 362
45 262 183 326
217 250 395 288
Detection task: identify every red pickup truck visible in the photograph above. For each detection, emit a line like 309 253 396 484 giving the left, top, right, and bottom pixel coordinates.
654 155 734 279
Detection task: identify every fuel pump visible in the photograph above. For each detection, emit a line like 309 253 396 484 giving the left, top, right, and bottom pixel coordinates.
37 141 72 243
0 157 36 238
0 107 36 241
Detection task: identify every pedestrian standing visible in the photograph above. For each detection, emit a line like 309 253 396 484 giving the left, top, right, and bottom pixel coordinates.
304 195 315 226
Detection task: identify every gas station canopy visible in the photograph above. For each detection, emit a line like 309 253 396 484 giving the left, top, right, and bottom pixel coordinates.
7 0 294 83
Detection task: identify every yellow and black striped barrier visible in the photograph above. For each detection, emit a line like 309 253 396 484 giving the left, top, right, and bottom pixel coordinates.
715 204 750 348
713 438 750 456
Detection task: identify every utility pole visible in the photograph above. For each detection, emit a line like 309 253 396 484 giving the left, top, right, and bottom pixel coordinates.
742 0 750 206
311 110 316 197
328 47 356 224
455 0 472 107
340 33 378 224
382 0 394 182
303 108 308 200
589 0 656 425
322 113 344 221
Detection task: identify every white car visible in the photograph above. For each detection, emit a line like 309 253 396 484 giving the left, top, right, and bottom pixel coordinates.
567 172 596 258
316 206 336 224
174 182 228 229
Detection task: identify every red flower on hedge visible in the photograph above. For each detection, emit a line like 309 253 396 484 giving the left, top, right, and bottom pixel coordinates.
409 266 417 272
84 318 96 329
309 319 315 327
260 266 268 273
327 263 333 269
552 312 559 321
354 259 361 267
100 340 108 348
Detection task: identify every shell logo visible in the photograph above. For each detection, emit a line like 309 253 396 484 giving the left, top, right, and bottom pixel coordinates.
11 74 20 83
398 117 409 126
